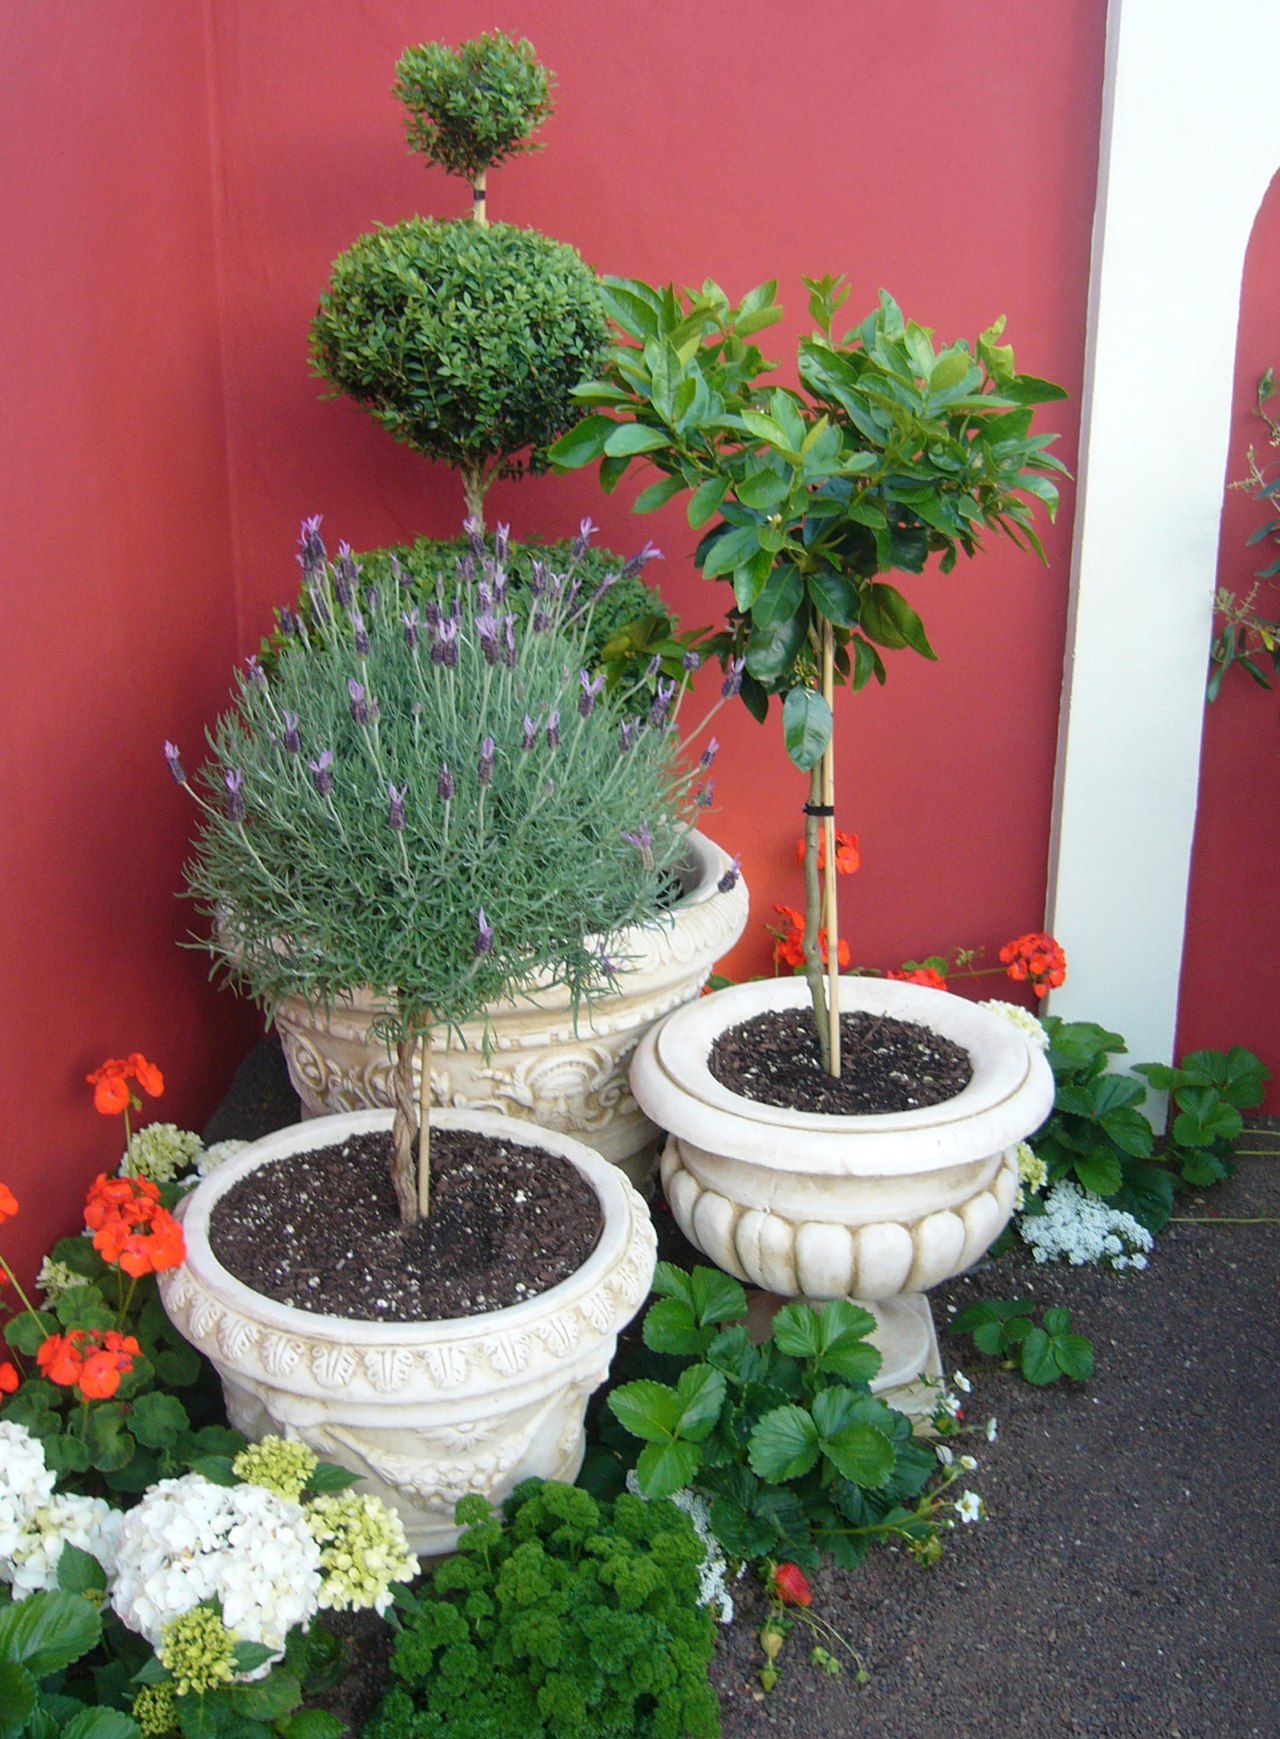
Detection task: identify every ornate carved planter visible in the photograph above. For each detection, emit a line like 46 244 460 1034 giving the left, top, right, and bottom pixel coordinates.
629 977 1054 1398
272 831 747 1187
159 1109 657 1556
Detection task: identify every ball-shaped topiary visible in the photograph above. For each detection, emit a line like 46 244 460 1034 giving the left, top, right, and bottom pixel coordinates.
310 219 608 522
393 32 554 184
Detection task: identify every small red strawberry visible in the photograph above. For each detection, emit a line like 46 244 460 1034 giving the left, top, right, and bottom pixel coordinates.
770 1562 812 1607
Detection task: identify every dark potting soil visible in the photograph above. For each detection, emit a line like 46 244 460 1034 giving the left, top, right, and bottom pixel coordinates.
710 1007 972 1114
207 1128 602 1322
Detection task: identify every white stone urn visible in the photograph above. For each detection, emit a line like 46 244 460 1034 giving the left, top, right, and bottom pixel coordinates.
158 1108 657 1556
271 831 747 1188
629 977 1054 1399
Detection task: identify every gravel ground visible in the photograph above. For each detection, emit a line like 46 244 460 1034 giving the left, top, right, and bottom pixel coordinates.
206 1044 1279 1739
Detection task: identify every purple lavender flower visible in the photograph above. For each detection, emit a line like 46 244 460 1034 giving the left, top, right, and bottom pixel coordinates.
699 736 719 769
454 553 476 583
546 710 561 750
351 610 370 657
297 515 326 580
622 821 653 868
244 655 267 688
596 945 620 981
364 586 378 613
682 650 702 672
401 608 420 650
531 606 551 634
333 542 358 607
463 516 485 560
648 678 676 730
437 763 454 801
722 656 746 699
347 679 370 725
695 779 715 808
279 606 299 637
423 597 442 631
308 585 330 627
645 654 663 679
586 571 618 607
390 554 410 592
309 750 334 796
578 671 605 717
493 522 510 564
522 715 537 751
528 559 549 598
621 540 663 579
619 719 638 755
474 908 494 958
476 611 500 666
478 736 495 786
717 856 741 896
502 614 517 668
387 781 407 832
433 617 459 667
163 741 186 785
224 768 246 823
282 709 301 755
570 516 599 561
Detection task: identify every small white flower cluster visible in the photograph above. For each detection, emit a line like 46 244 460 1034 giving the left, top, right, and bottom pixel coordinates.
305 1490 418 1615
1019 1181 1153 1270
122 1124 204 1185
0 1423 120 1594
34 1256 84 1305
110 1473 323 1664
625 1472 734 1624
195 1139 248 1179
1014 1140 1049 1209
978 999 1050 1050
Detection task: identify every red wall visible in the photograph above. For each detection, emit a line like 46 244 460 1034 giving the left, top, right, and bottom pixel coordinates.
4 1 1136 1283
0 7 259 1286
1178 170 1280 1110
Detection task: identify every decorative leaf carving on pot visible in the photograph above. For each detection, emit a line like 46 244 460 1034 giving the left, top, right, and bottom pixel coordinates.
310 1343 359 1389
260 1332 303 1379
216 1310 261 1363
423 1343 470 1388
579 1287 618 1334
188 1295 224 1347
482 1332 532 1377
535 1313 581 1357
362 1346 416 1392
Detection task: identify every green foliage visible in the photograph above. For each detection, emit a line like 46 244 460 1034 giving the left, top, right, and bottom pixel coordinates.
181 523 707 1045
310 219 607 501
1208 367 1280 701
2 1232 240 1501
549 275 1066 744
949 1299 1095 1386
367 1480 720 1739
393 34 554 183
0 1590 138 1739
264 535 688 697
597 1265 939 1574
1033 1020 1269 1231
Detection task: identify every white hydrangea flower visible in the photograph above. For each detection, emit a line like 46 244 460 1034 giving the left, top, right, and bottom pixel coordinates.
1018 1181 1154 1270
195 1139 249 1179
978 999 1050 1049
34 1257 84 1306
625 1473 733 1624
6 1494 122 1596
111 1473 322 1666
0 1422 57 1561
122 1124 203 1185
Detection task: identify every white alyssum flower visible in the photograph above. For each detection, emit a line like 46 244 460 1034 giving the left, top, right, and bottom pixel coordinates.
194 1139 248 1179
111 1473 322 1665
0 1422 57 1560
122 1124 203 1185
954 1490 984 1525
6 1494 122 1596
978 999 1049 1049
626 1473 734 1624
1018 1181 1154 1270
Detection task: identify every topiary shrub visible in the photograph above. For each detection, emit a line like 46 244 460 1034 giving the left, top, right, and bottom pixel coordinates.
392 32 553 185
366 1480 721 1739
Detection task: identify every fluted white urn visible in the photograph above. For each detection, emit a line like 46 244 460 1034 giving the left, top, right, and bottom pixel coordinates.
271 831 747 1188
159 1108 657 1556
630 977 1054 1399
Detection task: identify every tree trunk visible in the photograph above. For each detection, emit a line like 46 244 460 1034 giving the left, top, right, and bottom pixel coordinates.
390 1035 419 1224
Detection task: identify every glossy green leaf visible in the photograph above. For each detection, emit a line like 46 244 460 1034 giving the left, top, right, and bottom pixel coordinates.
748 1404 821 1482
733 546 776 613
687 477 728 527
1019 1328 1058 1386
751 561 803 630
57 1713 141 1739
635 1438 701 1499
745 611 807 685
0 1591 100 1677
781 688 832 771
691 1266 748 1324
859 584 937 658
607 1380 682 1443
544 413 614 470
701 523 762 580
632 474 686 514
602 423 672 457
806 568 861 628
0 1663 36 1739
1074 1147 1123 1197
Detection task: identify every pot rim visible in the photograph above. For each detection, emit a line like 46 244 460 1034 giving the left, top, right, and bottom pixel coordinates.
632 977 1055 1174
169 1108 645 1346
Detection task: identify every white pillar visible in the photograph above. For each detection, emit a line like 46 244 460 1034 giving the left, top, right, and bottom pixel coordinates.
1047 0 1280 1069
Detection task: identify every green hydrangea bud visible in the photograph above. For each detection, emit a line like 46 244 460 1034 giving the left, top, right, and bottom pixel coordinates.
306 1489 418 1612
132 1683 180 1737
232 1435 318 1502
157 1605 238 1697
122 1122 203 1185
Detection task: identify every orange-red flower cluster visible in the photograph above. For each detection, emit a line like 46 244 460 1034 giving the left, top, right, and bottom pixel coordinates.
771 905 851 971
999 933 1067 999
36 1327 140 1400
0 1361 19 1394
794 829 862 876
83 1172 184 1277
86 1053 164 1116
0 1182 17 1225
885 966 950 991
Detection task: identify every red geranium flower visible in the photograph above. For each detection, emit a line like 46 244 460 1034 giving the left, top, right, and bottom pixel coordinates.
770 1562 813 1607
0 1361 19 1394
86 1054 164 1116
0 1183 17 1224
999 933 1067 998
885 967 950 991
770 906 850 972
37 1330 88 1388
795 829 861 876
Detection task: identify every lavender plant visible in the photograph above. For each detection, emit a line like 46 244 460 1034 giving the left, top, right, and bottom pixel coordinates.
168 519 729 1224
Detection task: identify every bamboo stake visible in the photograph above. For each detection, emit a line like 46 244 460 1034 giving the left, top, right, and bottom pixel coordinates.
417 1028 432 1220
472 169 488 226
822 622 840 1078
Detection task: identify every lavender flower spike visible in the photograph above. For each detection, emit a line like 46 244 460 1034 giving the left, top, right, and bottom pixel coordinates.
297 514 325 579
224 768 246 823
622 820 653 869
682 650 702 672
545 710 561 750
717 855 741 896
478 736 495 786
699 735 719 769
308 750 334 796
437 763 455 801
282 709 301 755
569 516 599 561
521 714 537 751
433 617 459 667
619 719 638 755
347 679 370 725
621 540 663 579
648 678 676 729
462 516 485 559
502 614 518 668
474 908 494 958
244 654 267 687
333 541 358 606
722 656 747 699
401 608 420 650
351 609 370 656
163 741 186 785
493 521 510 564
578 671 605 717
387 781 407 831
